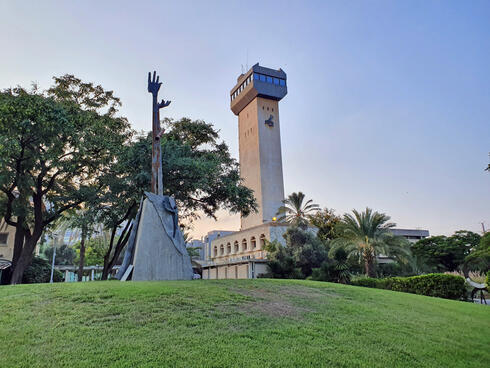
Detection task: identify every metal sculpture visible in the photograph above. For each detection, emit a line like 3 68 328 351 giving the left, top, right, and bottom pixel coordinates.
148 71 171 195
115 71 193 281
265 114 274 127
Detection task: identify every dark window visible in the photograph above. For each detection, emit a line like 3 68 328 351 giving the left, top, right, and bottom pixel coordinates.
273 78 279 85
266 76 273 83
279 79 286 86
0 233 7 245
259 74 266 82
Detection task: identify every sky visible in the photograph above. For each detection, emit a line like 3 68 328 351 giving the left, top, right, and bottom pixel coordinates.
1 1 489 239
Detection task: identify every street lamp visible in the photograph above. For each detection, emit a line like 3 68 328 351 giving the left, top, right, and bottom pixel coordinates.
50 232 59 283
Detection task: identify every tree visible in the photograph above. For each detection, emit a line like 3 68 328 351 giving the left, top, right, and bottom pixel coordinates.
186 247 201 260
0 77 130 284
464 232 490 273
330 208 411 277
412 230 480 273
73 235 107 266
68 208 99 281
266 225 327 278
311 248 352 284
96 118 257 279
308 207 341 243
41 244 75 266
276 192 320 228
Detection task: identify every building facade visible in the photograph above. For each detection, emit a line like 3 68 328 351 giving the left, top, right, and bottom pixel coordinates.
390 228 430 243
0 219 15 261
231 63 287 230
202 64 289 279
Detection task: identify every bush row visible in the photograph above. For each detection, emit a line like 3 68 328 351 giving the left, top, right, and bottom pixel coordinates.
351 273 467 300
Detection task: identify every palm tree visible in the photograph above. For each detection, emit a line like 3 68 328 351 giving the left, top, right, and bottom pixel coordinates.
330 208 411 277
276 192 320 227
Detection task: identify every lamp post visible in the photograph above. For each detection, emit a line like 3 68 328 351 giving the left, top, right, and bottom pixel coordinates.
50 232 58 283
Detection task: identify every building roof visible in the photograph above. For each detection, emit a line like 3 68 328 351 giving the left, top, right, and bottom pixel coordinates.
230 63 287 115
390 228 430 237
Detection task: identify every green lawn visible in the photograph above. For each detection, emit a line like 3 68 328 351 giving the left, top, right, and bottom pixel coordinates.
0 279 488 367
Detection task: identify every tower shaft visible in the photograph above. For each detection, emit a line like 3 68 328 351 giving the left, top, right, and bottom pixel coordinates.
230 63 287 229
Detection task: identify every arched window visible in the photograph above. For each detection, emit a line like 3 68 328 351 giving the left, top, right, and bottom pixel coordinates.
251 236 257 249
259 234 266 249
220 244 224 256
234 241 239 253
226 242 231 254
242 238 248 252
213 246 218 257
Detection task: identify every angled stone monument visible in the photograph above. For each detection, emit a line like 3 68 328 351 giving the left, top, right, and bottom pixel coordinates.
116 72 193 281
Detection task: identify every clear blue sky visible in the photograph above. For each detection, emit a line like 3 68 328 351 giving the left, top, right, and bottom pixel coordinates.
1 1 489 238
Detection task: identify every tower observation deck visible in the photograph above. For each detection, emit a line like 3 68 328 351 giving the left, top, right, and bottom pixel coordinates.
230 63 287 230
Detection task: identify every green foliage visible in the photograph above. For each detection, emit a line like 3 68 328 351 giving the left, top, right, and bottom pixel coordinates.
0 80 130 228
311 248 351 284
351 273 467 300
464 232 490 272
308 207 341 242
73 236 106 266
0 76 131 283
41 245 76 266
413 231 481 272
266 225 327 279
21 257 63 284
276 192 320 227
330 207 411 277
186 247 201 259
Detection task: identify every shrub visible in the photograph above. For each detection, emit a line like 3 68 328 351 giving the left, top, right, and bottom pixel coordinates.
351 273 466 300
22 257 63 284
350 277 381 289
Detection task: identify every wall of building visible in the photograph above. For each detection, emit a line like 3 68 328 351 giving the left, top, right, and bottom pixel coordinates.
203 261 265 280
256 97 285 227
238 97 285 230
210 223 288 263
203 230 236 261
238 99 262 229
0 220 15 261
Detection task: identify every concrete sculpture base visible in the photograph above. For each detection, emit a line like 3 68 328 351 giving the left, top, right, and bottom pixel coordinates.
117 192 193 281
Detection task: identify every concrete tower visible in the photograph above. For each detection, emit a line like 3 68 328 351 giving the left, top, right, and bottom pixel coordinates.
230 63 287 229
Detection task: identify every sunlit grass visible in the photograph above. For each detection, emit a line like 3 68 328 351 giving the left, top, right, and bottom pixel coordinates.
0 279 488 367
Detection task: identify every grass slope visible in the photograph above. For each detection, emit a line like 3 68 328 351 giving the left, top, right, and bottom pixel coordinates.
0 279 488 368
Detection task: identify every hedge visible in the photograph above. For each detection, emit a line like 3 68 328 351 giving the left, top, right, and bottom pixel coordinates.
351 273 467 300
22 256 63 284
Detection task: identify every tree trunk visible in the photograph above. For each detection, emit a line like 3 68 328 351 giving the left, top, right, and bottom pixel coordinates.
10 235 39 285
12 217 26 267
77 227 87 282
101 220 133 280
1 219 26 285
364 250 376 278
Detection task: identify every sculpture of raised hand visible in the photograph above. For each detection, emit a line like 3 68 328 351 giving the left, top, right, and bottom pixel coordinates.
148 71 172 109
148 71 161 96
